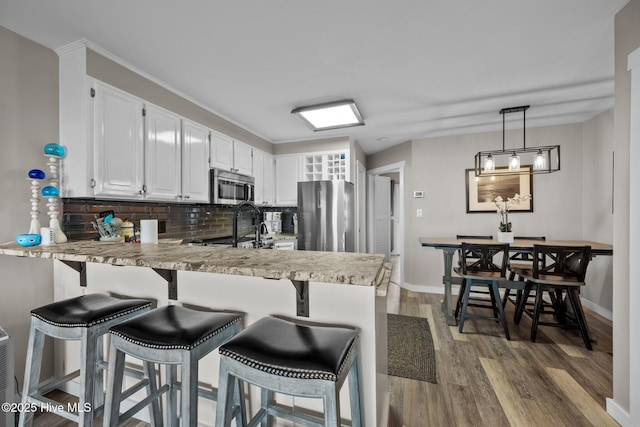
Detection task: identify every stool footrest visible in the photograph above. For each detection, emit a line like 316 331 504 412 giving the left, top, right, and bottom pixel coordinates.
173 380 220 401
35 369 80 397
257 402 348 427
119 383 170 424
120 378 150 402
25 394 80 423
196 385 218 401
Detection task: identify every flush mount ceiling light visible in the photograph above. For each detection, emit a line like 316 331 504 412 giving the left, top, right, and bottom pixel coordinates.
291 99 365 131
474 105 561 177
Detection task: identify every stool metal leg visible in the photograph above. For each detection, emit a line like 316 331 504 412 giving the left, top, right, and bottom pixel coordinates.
180 354 198 427
323 384 340 427
347 352 363 427
79 328 98 426
94 334 105 413
143 361 162 427
260 389 272 427
18 323 45 427
103 347 125 427
215 360 233 427
165 365 178 427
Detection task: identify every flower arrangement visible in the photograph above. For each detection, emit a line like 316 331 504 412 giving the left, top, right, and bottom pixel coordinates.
494 193 532 232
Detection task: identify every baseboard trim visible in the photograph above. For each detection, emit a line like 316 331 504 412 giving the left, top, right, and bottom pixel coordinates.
606 397 630 426
400 282 613 321
581 298 613 321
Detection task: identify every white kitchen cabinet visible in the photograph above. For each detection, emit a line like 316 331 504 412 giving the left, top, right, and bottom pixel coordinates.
302 150 350 181
233 140 253 176
144 104 182 201
275 154 302 206
253 149 275 206
181 119 210 202
210 131 234 172
91 80 209 203
210 131 253 176
92 81 145 198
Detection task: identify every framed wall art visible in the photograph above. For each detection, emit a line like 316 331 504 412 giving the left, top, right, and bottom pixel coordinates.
465 166 533 213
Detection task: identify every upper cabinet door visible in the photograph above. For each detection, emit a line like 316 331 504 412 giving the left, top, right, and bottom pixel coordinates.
263 151 275 205
253 149 274 206
92 81 145 198
275 154 301 206
144 104 182 201
233 140 253 176
181 119 210 203
210 131 234 171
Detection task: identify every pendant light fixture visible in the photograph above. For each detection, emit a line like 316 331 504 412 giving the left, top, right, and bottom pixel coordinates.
474 105 560 176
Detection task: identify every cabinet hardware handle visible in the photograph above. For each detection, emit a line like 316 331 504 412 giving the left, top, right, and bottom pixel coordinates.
90 179 96 188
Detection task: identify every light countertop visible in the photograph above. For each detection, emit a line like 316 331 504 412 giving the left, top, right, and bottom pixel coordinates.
0 241 387 287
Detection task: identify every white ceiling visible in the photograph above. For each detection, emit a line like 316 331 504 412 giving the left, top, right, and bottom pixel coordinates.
0 0 629 154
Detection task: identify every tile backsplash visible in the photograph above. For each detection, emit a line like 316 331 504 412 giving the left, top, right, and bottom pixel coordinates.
62 199 297 242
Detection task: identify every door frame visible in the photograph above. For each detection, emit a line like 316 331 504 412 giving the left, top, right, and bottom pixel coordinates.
368 161 405 286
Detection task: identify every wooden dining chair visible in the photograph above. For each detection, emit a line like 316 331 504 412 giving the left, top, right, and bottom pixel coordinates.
454 235 495 312
502 236 547 311
454 243 511 340
455 234 493 267
511 245 593 349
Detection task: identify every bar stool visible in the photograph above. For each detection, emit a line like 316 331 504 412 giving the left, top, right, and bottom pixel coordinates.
215 316 363 427
19 293 152 427
102 304 243 427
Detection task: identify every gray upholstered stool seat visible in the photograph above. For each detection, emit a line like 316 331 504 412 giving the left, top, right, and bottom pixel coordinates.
102 305 243 427
215 316 363 427
19 293 152 427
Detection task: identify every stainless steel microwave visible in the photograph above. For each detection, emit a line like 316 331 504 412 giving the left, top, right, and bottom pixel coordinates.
211 168 255 205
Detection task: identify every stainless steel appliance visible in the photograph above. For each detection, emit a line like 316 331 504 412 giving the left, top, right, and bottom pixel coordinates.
298 180 354 252
210 169 255 205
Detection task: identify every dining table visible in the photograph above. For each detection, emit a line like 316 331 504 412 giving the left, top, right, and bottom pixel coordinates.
419 237 614 326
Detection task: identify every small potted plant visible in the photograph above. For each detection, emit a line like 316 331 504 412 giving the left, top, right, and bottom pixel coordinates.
494 193 531 242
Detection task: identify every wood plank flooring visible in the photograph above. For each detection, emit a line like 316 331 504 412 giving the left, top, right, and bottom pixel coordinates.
30 255 615 427
386 279 616 427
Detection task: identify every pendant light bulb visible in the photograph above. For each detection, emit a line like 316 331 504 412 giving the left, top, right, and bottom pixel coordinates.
509 152 520 171
534 149 546 171
484 154 495 172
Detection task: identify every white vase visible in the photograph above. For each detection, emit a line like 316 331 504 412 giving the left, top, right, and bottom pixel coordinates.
497 231 514 243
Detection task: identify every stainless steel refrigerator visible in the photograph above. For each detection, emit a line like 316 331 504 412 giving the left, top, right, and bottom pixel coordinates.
297 180 355 252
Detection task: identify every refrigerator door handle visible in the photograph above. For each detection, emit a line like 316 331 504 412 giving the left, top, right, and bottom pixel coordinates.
317 190 322 209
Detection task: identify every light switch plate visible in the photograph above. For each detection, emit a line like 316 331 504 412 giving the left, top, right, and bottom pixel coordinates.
413 191 424 198
416 209 423 217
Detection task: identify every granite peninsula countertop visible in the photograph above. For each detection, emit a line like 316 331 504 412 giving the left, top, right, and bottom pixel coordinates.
0 241 387 287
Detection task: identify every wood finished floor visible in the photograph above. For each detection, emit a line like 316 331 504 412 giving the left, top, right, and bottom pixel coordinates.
31 258 616 427
386 282 616 427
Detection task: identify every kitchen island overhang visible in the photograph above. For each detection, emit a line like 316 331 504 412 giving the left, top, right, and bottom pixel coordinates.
0 241 390 426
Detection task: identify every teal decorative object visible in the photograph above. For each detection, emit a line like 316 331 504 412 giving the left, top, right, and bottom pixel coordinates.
43 143 66 158
16 234 41 246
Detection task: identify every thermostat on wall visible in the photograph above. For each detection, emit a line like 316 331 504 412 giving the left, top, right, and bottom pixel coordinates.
413 191 424 198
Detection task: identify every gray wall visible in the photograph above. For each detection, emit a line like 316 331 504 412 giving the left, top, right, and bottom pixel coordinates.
0 26 57 388
86 49 273 153
613 0 640 416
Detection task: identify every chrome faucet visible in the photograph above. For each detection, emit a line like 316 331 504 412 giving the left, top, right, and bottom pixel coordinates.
232 201 263 248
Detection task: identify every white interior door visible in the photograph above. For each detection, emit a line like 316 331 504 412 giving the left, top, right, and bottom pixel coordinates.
374 175 391 262
392 181 401 255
